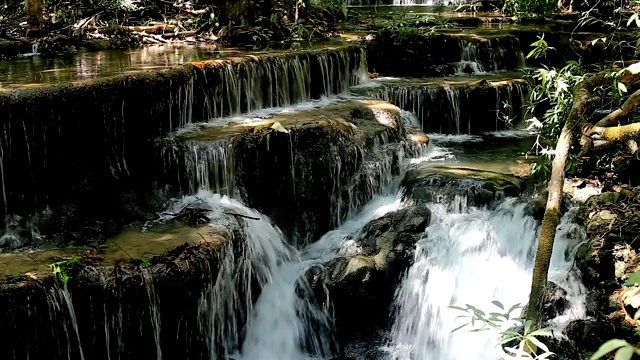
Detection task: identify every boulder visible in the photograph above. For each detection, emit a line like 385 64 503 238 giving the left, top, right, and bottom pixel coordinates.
319 204 430 349
401 166 523 209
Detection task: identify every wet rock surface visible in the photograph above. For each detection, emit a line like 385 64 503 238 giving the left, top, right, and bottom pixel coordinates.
0 45 368 250
318 204 431 353
401 165 523 209
168 99 426 245
0 212 246 360
360 76 531 135
367 31 523 77
568 188 640 356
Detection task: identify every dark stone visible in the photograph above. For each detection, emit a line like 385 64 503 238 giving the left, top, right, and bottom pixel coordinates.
540 281 568 322
367 31 523 77
318 204 430 351
401 166 522 209
0 40 32 59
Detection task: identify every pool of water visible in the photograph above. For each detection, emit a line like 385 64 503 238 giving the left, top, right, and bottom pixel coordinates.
0 41 350 89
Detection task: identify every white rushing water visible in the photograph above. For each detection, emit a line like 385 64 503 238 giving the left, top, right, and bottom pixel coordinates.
237 194 403 360
179 133 587 360
384 197 586 360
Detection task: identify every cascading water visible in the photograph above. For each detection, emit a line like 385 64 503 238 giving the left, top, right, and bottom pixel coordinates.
0 46 369 247
162 191 295 358
183 140 236 196
142 270 162 360
199 48 369 120
236 194 403 360
457 40 485 74
368 81 531 134
46 285 86 360
384 197 586 360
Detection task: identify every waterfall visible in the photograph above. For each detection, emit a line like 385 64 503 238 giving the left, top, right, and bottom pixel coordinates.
237 194 403 360
46 284 86 360
166 191 295 358
142 270 162 360
369 81 531 134
457 40 485 75
0 45 369 245
183 140 236 196
198 47 369 120
384 198 586 360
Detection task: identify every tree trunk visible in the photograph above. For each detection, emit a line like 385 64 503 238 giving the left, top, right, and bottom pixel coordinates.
24 0 44 38
526 63 640 324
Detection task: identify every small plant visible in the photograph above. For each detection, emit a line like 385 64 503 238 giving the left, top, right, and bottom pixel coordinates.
49 256 80 284
502 0 556 18
450 301 555 359
526 35 554 60
141 257 151 268
590 339 640 360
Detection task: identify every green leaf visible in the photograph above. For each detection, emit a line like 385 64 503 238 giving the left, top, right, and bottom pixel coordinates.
499 336 521 345
508 303 523 314
503 330 522 337
449 305 467 312
614 346 634 360
492 300 504 310
625 271 640 286
618 82 628 94
524 320 533 335
527 335 550 353
590 339 631 360
529 328 553 337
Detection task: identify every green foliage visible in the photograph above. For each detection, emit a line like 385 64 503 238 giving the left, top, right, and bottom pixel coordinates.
590 339 640 360
385 17 429 32
525 59 586 177
139 257 151 268
49 256 80 284
502 0 556 18
315 0 348 19
526 35 555 60
450 301 555 359
626 271 640 286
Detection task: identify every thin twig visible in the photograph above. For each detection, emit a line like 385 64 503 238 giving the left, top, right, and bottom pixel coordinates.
224 212 260 220
197 232 209 245
110 240 134 260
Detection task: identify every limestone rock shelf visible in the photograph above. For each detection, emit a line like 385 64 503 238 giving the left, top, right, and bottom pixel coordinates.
161 98 429 244
356 74 531 134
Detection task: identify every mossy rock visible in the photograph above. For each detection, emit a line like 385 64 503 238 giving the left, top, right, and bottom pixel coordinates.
401 166 523 207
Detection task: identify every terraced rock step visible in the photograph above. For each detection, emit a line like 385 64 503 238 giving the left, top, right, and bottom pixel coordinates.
0 45 367 249
402 165 524 210
367 32 524 77
358 75 530 134
161 98 428 244
0 198 253 360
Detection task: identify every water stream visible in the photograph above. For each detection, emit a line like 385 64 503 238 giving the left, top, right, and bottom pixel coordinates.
0 30 590 360
221 133 587 360
384 197 586 360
